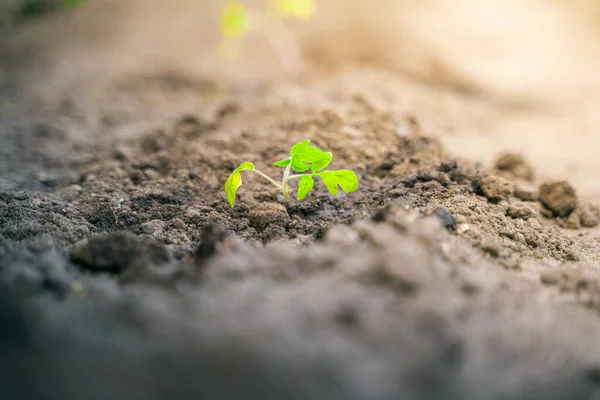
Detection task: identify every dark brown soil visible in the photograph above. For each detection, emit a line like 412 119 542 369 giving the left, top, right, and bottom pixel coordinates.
4 2 600 399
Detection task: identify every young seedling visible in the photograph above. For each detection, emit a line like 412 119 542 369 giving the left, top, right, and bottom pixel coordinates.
225 139 358 207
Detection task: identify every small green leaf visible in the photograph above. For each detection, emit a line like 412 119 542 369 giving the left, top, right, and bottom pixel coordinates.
297 175 314 200
291 141 322 160
318 170 359 196
289 139 332 172
310 151 332 172
238 162 255 171
225 170 241 207
288 140 312 171
291 157 311 172
224 162 255 207
273 158 291 167
290 139 311 155
297 146 324 160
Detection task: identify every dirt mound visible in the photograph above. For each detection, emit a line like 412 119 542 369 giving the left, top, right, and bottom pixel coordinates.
3 204 600 400
9 88 593 267
2 68 600 398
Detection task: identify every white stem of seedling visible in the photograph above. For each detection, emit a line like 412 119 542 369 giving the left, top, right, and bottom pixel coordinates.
285 174 307 181
250 169 283 190
248 167 306 201
282 164 292 201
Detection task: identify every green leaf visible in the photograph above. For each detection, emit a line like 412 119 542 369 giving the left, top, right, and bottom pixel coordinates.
291 157 311 172
225 171 241 207
238 162 255 171
310 151 332 172
289 139 332 172
297 175 314 201
273 158 291 167
224 162 255 207
290 140 311 155
291 141 322 160
297 146 324 160
318 170 359 196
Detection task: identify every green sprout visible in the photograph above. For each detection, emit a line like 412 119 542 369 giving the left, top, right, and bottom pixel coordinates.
218 0 316 74
225 140 358 207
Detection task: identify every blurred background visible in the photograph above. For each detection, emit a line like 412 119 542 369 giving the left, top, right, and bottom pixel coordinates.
2 0 600 199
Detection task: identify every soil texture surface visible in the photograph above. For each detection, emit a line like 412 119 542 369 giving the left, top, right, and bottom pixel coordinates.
4 1 600 399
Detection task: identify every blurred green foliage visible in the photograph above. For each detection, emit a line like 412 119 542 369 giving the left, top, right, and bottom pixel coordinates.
218 0 316 70
18 0 86 19
219 2 249 39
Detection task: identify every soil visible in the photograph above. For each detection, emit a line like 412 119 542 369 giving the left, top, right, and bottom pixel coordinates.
4 1 600 399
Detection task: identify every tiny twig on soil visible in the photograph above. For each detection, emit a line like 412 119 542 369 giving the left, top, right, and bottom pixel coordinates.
112 198 123 226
